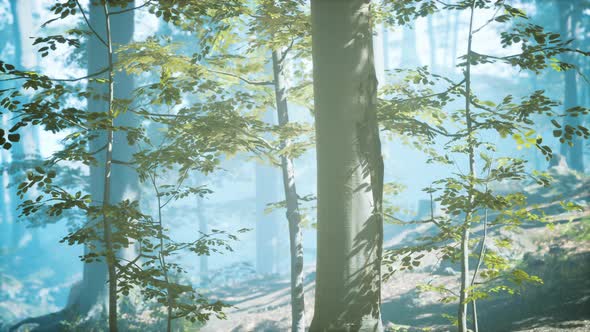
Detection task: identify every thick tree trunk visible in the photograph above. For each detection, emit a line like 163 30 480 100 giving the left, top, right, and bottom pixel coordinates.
272 50 306 332
309 1 384 331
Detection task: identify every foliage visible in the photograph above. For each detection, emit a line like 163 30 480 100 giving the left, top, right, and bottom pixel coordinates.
0 0 289 329
379 0 589 328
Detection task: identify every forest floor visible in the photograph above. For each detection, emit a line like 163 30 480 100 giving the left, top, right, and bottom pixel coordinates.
201 219 590 332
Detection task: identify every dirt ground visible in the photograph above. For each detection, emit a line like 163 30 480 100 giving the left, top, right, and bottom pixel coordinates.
201 222 590 332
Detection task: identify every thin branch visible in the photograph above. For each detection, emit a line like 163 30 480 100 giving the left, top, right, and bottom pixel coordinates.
89 143 108 156
0 67 110 82
472 1 504 35
207 68 274 86
278 38 295 65
75 0 108 47
108 0 153 16
387 78 466 104
384 212 442 228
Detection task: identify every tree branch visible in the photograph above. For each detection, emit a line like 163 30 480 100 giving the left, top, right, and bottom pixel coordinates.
0 67 110 83
207 68 274 86
75 0 108 47
108 0 153 16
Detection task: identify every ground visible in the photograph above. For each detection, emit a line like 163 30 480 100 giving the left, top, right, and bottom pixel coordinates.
201 219 590 332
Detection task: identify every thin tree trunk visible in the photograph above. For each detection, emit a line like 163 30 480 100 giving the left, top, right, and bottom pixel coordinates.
272 50 306 332
458 2 476 332
8 1 135 331
101 3 118 331
309 0 384 330
471 209 487 332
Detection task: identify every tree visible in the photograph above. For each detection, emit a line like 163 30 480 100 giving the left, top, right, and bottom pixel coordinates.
272 48 306 332
309 0 384 330
558 0 584 172
3 0 41 263
380 1 589 331
4 1 254 331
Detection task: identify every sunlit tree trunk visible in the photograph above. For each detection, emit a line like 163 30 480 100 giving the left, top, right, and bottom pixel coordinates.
310 0 384 330
272 50 306 332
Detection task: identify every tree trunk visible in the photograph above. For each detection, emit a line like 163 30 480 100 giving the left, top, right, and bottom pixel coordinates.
558 2 584 172
7 0 41 258
272 50 306 332
8 2 136 331
458 3 476 332
309 0 384 330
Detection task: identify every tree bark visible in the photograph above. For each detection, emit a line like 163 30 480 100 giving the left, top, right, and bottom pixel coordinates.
309 0 384 330
272 50 306 332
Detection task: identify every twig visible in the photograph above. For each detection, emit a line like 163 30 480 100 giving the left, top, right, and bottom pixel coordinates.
0 67 110 82
108 0 153 16
207 68 274 86
75 0 107 47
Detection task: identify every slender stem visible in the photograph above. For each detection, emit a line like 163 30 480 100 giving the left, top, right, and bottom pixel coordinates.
471 208 487 332
75 0 107 47
150 173 173 332
108 0 152 16
272 49 305 332
0 67 110 82
207 68 274 86
458 1 476 332
101 3 118 331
